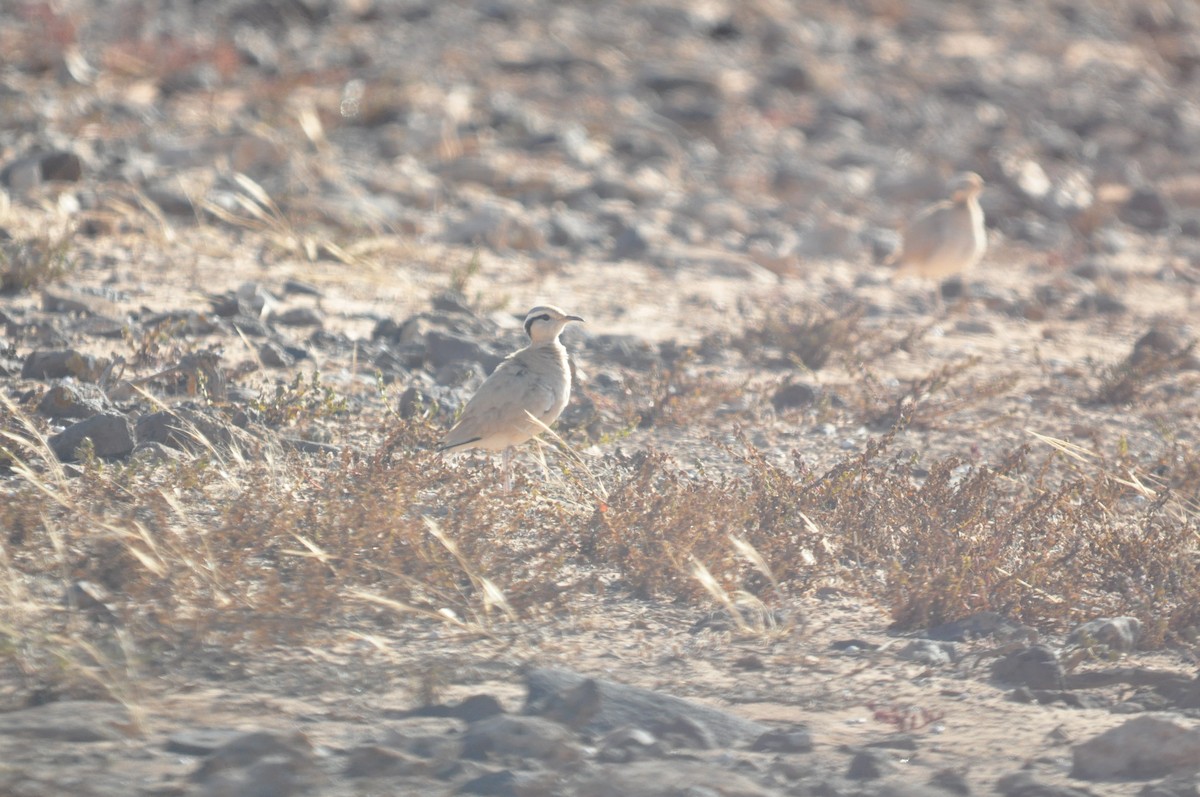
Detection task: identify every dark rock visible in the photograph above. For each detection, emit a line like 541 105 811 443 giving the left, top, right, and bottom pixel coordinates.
259 341 296 367
435 360 486 387
282 278 322 297
1066 617 1142 655
190 729 314 783
0 701 131 742
550 209 605 248
993 645 1064 690
48 413 135 461
431 292 476 315
0 150 83 192
1073 716 1200 780
772 380 817 411
847 748 896 780
274 306 324 327
425 330 504 371
37 382 107 419
586 334 662 370
751 725 813 753
462 715 583 764
612 225 650 260
22 349 107 381
929 768 972 796
1119 188 1173 231
524 667 767 746
135 408 237 453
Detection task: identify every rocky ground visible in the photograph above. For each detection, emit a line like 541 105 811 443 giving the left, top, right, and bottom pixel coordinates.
3 0 1200 795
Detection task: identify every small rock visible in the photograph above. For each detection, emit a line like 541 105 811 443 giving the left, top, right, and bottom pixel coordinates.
37 382 107 419
0 701 132 742
847 748 896 780
0 150 83 193
259 341 296 368
22 349 108 381
772 380 817 411
1066 617 1142 655
1072 716 1200 780
273 306 324 327
524 668 767 746
899 639 958 667
929 768 971 796
750 725 814 753
425 330 504 371
550 209 605 248
1119 188 1173 231
282 278 322 297
48 413 135 461
462 715 583 765
191 729 314 783
135 408 241 454
993 645 1064 690
435 360 486 387
612 225 651 260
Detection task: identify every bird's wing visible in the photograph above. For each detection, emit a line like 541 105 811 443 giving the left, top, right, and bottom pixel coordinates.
439 358 558 450
893 202 955 269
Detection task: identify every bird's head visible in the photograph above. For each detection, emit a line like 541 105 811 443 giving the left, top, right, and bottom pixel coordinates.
950 172 984 202
524 305 584 345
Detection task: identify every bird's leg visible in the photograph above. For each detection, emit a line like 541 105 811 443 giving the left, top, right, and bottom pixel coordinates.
501 446 514 493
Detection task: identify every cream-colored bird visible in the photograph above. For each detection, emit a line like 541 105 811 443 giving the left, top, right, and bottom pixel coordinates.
890 171 987 309
438 305 583 490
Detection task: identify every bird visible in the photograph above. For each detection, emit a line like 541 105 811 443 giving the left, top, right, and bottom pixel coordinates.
438 305 584 490
889 171 987 310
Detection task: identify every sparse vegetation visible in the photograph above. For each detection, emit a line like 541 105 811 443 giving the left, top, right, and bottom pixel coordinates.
0 234 73 294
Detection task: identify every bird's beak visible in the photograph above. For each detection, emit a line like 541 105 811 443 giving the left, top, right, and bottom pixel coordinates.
565 315 584 323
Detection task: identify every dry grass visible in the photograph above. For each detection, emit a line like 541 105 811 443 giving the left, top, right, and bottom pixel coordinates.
0 233 73 294
2 316 1200 706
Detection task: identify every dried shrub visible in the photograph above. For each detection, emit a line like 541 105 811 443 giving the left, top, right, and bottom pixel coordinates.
735 304 866 371
0 235 72 294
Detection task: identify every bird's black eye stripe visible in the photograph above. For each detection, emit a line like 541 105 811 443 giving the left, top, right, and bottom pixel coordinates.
524 312 556 337
538 313 551 322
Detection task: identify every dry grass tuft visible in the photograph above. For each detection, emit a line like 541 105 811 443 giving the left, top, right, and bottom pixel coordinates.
0 233 73 294
734 303 867 371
